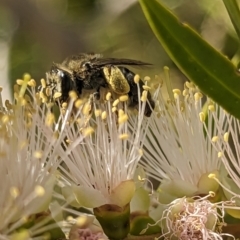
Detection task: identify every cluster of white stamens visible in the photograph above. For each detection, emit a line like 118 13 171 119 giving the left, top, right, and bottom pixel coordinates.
160 194 228 240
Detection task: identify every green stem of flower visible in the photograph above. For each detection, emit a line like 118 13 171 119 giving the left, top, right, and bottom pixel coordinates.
93 203 130 240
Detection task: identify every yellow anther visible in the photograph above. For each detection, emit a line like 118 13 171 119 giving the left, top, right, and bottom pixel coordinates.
16 79 24 85
141 90 148 102
194 92 203 101
41 78 46 88
208 173 216 179
144 76 151 82
76 215 88 227
106 92 111 101
112 99 120 107
94 109 102 117
82 127 94 136
112 107 117 112
53 92 62 99
224 132 229 142
45 113 55 126
10 187 20 198
118 109 125 117
119 133 129 140
208 191 215 197
138 148 143 156
45 87 51 97
62 102 68 108
119 95 128 102
199 112 205 122
134 74 140 83
83 103 91 115
218 152 223 158
35 185 45 196
28 79 36 87
143 85 151 90
118 114 128 124
208 104 215 112
172 89 181 96
33 151 43 159
211 136 219 142
69 91 78 100
2 115 9 123
185 81 195 89
101 111 107 120
182 89 188 96
75 99 84 108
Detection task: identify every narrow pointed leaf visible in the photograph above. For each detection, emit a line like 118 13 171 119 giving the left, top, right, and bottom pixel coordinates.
139 0 240 119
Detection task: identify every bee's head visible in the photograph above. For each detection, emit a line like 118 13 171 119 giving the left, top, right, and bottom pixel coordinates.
45 63 74 103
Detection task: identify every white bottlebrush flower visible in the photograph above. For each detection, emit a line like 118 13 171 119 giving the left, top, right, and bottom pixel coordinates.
142 82 222 203
0 76 64 238
59 82 150 209
210 106 240 217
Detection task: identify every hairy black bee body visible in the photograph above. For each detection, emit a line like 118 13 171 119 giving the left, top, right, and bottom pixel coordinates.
45 53 155 116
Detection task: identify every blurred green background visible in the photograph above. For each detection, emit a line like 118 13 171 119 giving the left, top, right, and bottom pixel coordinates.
0 0 239 99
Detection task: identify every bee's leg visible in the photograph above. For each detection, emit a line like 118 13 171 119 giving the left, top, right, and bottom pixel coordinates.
94 87 101 100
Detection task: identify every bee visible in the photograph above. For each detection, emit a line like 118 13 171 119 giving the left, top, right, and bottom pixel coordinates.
44 53 155 116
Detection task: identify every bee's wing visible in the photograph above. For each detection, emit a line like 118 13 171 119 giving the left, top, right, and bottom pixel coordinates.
92 58 152 67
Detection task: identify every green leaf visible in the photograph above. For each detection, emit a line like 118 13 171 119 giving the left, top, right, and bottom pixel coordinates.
222 0 240 41
139 0 240 119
